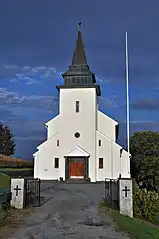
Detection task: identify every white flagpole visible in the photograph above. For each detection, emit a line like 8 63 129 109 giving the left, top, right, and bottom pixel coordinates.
125 30 130 175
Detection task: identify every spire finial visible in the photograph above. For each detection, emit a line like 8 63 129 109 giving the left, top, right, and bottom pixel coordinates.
78 21 82 31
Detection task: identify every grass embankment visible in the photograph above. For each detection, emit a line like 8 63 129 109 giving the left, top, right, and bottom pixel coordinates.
0 168 33 172
100 201 159 239
0 173 11 225
0 173 11 189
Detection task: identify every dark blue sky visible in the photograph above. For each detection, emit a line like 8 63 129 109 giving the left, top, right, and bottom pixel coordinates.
0 0 158 159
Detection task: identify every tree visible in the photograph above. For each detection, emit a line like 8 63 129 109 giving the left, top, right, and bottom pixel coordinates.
130 131 159 191
0 122 16 156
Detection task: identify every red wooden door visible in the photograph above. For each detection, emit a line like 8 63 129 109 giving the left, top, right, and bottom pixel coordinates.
76 161 84 176
70 159 84 177
70 161 76 177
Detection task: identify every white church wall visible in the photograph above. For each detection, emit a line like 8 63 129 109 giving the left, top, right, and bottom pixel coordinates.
34 134 65 180
34 87 98 182
45 115 60 139
59 88 97 182
33 152 38 178
96 133 112 180
96 131 130 181
97 110 118 142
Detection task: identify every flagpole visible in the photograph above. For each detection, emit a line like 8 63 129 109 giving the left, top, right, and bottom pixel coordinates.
125 30 130 175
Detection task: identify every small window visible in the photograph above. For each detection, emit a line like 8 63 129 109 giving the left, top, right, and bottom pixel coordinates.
99 158 103 169
76 101 79 113
74 132 80 138
54 158 59 168
99 140 101 146
57 140 59 146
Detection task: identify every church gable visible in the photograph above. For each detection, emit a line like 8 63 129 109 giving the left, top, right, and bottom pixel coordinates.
65 146 90 157
97 110 118 141
98 110 118 125
45 115 60 139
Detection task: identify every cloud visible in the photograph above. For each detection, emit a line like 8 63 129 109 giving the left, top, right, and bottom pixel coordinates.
131 99 159 110
96 76 113 84
0 87 59 112
122 120 159 125
1 65 63 85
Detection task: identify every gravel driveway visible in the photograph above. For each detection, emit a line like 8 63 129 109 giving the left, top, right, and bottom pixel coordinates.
7 182 130 239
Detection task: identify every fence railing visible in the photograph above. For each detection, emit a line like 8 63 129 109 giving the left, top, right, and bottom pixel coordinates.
104 178 119 209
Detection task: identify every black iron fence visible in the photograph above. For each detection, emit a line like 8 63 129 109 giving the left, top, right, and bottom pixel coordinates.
104 178 119 209
24 178 41 207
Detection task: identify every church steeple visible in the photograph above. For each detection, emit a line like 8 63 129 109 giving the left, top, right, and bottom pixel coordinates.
57 23 101 96
71 22 87 65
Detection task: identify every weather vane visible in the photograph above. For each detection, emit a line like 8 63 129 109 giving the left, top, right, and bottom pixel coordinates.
78 12 84 31
78 21 82 31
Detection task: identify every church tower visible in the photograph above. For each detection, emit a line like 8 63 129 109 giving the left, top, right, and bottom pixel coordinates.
56 23 100 181
56 23 101 96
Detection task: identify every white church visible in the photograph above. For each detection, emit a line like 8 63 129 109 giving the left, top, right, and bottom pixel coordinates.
33 24 130 182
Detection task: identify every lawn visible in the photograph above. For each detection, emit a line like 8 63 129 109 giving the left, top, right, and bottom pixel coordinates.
0 168 33 171
0 173 11 189
100 201 159 239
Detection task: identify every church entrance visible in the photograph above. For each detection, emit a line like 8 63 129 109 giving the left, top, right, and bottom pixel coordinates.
70 158 84 179
65 157 89 180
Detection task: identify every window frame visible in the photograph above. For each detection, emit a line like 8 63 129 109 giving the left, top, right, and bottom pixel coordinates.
54 158 59 168
99 158 103 169
76 101 79 113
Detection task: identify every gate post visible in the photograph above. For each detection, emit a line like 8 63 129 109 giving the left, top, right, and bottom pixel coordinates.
118 178 133 218
10 178 25 209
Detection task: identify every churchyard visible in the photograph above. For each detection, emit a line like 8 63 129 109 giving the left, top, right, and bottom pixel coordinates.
0 131 158 238
0 129 158 238
0 179 158 238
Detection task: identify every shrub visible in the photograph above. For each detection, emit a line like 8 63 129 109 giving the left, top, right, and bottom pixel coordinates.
133 188 159 222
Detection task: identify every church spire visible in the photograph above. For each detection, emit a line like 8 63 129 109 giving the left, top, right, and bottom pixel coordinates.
71 22 87 65
59 22 101 96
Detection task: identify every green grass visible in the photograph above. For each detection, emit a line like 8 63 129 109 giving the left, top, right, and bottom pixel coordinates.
153 213 159 225
100 201 159 239
0 173 11 189
0 168 33 171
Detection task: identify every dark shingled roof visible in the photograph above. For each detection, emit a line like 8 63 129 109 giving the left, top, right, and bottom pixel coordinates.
72 28 87 65
57 23 101 95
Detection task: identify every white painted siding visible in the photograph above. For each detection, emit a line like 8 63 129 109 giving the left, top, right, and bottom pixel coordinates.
96 131 130 181
97 110 118 141
34 87 97 182
34 88 130 182
45 115 60 139
34 133 66 180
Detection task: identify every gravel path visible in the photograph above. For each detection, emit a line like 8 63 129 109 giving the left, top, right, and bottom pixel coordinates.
8 182 130 239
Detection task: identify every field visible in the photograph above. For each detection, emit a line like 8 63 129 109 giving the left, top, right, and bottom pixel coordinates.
0 154 33 168
0 173 11 190
0 169 33 178
0 168 33 171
